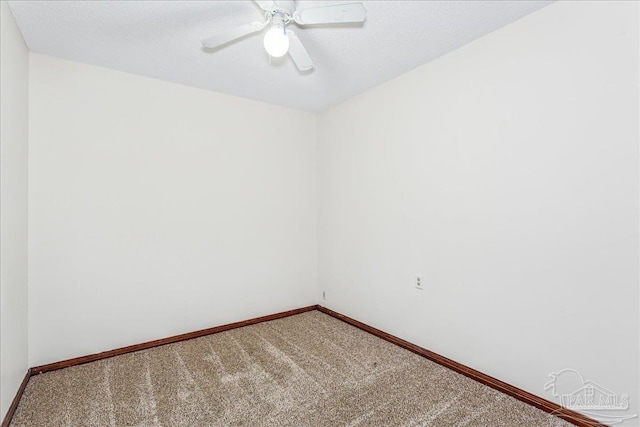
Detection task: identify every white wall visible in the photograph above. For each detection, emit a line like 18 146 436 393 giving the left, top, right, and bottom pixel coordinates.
0 0 29 419
318 1 639 423
28 54 317 366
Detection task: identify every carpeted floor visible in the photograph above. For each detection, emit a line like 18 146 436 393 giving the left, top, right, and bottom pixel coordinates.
11 311 571 426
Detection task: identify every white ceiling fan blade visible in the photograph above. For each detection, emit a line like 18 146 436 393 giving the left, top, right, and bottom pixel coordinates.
253 0 274 12
287 31 314 71
201 21 266 49
293 3 366 26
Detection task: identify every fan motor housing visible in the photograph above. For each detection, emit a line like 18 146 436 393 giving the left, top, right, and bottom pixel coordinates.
268 0 295 15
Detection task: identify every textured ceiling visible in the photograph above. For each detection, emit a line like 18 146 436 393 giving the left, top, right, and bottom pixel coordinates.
7 0 552 112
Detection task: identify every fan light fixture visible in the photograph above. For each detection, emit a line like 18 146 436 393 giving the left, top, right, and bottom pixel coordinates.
201 1 368 72
263 20 289 57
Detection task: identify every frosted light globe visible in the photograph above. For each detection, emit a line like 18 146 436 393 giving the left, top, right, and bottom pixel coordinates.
263 25 289 58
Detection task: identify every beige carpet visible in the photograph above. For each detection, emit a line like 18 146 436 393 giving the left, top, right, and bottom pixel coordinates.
11 311 571 426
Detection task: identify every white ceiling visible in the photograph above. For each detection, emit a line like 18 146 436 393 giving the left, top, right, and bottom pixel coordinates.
7 0 552 112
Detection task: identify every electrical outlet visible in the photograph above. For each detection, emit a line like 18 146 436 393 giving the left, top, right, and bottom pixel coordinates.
415 275 424 290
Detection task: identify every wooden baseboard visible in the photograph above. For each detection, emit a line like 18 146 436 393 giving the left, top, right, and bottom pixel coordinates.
317 306 606 427
32 305 318 375
1 368 33 427
3 304 605 427
3 305 318 427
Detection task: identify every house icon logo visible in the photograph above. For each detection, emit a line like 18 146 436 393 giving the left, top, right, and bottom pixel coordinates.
544 368 637 425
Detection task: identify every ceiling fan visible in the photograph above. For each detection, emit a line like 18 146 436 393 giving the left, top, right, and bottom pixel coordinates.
201 0 367 72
